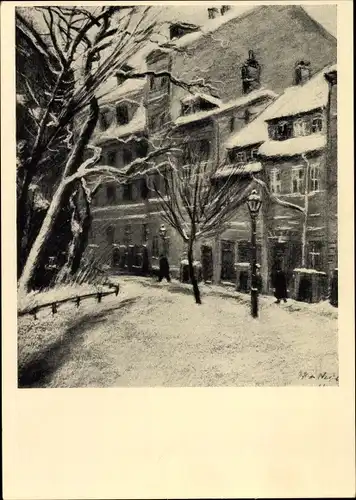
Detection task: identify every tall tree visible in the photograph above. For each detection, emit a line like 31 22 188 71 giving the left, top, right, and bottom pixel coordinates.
16 6 217 294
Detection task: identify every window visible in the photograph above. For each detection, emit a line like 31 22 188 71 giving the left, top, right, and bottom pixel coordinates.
142 223 149 242
236 151 246 163
123 148 133 166
116 104 129 125
308 241 323 270
136 140 148 158
293 119 310 137
106 225 115 245
274 121 293 141
270 168 282 193
230 116 236 132
310 162 321 192
291 166 304 194
311 115 324 134
152 235 159 258
238 240 251 262
140 177 149 199
250 148 259 160
160 75 169 89
123 224 132 245
107 150 116 166
123 182 132 201
199 139 210 161
99 110 111 130
106 184 116 204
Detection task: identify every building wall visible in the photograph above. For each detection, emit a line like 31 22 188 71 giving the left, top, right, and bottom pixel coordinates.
324 75 338 272
170 5 336 116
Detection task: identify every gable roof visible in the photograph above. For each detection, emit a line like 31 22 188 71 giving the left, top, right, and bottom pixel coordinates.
168 5 336 50
226 64 336 150
175 88 277 127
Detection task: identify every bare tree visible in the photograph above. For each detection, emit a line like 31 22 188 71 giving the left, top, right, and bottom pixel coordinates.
148 141 256 304
16 6 218 295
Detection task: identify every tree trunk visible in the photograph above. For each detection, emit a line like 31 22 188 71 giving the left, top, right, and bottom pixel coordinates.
187 243 201 305
18 98 99 295
18 180 69 295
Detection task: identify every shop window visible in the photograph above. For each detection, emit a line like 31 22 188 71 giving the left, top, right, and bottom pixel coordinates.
238 240 251 262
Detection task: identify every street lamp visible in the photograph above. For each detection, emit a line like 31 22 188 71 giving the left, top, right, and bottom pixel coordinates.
246 189 262 318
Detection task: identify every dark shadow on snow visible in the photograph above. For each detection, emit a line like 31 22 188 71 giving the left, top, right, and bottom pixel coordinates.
18 297 138 388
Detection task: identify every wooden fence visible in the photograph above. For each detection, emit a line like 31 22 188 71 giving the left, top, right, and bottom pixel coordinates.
18 283 120 319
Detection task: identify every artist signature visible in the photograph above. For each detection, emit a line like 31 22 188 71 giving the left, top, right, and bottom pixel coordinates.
299 371 339 383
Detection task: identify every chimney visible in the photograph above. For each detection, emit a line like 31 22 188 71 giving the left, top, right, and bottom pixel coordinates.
241 50 261 94
220 5 231 16
208 7 220 19
295 61 311 85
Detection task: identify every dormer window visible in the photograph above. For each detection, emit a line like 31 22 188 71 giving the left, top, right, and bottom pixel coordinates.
293 118 310 137
116 104 129 125
230 116 236 132
250 148 259 160
116 64 133 86
311 115 324 134
236 151 246 163
273 121 293 141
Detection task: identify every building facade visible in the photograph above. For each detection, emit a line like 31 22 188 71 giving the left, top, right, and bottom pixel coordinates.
87 5 337 287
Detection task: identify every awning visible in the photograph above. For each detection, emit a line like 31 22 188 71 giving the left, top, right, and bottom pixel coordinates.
214 162 262 178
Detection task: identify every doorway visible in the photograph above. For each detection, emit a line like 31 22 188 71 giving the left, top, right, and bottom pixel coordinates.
201 245 213 282
221 240 236 282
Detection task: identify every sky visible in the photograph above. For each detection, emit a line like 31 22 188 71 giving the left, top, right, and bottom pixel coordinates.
155 4 337 38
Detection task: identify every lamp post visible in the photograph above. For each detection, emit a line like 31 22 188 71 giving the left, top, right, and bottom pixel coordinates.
247 189 262 318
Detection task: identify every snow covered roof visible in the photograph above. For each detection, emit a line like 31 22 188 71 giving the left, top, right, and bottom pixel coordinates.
167 5 336 50
262 64 335 121
226 64 336 150
181 92 222 107
175 89 277 127
92 105 146 146
258 134 326 158
214 162 262 178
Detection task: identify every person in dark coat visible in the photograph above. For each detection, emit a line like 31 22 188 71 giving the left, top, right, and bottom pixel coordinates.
158 254 171 282
271 264 288 303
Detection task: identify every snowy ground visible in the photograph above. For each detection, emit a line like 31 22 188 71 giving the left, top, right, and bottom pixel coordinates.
18 276 338 388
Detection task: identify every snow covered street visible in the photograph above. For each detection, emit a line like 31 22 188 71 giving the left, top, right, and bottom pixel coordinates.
18 276 338 388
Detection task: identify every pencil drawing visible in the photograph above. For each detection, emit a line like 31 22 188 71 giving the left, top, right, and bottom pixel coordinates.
16 4 338 387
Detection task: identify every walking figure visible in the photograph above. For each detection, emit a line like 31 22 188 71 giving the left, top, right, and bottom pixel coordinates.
271 264 288 303
158 254 171 282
